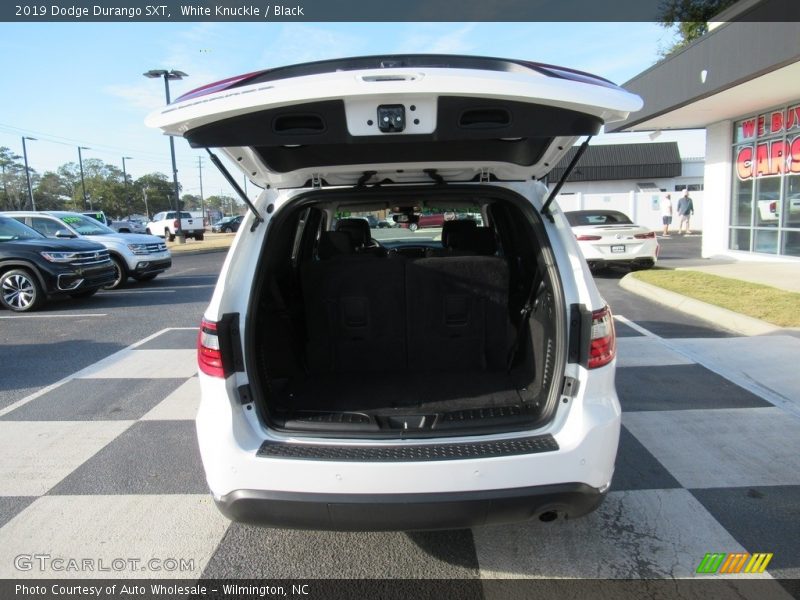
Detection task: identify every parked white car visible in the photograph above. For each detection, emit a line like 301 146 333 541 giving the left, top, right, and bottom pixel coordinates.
565 209 659 271
6 211 171 289
146 211 205 241
147 54 641 531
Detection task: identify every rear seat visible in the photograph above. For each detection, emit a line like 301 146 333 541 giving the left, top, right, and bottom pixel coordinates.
301 228 511 374
302 233 406 373
406 256 511 371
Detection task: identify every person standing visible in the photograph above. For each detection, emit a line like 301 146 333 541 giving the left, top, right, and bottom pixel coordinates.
661 193 673 237
677 189 694 234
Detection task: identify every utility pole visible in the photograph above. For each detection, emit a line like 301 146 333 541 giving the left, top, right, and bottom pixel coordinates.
122 156 133 217
144 68 187 242
197 156 205 226
78 146 90 210
22 136 36 210
143 188 150 219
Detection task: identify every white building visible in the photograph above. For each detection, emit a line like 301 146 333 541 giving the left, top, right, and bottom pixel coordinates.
608 0 800 260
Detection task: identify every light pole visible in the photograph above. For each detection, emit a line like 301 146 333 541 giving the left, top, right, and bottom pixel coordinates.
21 136 36 210
78 146 90 210
144 68 187 241
122 156 133 217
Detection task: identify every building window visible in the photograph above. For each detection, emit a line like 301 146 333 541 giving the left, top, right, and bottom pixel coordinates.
730 102 800 257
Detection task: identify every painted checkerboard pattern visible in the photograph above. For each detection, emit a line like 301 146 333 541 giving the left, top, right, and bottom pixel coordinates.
0 325 798 585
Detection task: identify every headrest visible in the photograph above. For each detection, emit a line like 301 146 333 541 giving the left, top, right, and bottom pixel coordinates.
447 227 497 256
318 231 354 259
335 218 371 247
441 219 477 247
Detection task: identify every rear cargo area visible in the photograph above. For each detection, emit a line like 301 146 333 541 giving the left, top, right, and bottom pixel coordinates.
249 189 564 437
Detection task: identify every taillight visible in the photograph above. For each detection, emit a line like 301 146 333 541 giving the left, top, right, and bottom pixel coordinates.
576 234 602 241
173 219 180 228
634 231 656 239
769 201 777 213
198 318 227 377
588 306 616 369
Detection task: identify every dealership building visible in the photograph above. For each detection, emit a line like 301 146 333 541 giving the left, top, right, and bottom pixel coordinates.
609 0 800 260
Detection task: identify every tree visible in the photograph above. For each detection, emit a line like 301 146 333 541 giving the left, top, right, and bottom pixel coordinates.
0 147 32 210
204 194 238 215
180 194 202 211
658 0 737 56
132 173 180 218
33 172 71 211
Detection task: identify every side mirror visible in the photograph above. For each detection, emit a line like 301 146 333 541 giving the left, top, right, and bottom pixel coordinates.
55 229 76 239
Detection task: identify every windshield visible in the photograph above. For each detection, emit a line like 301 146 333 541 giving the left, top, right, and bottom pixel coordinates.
334 209 484 245
0 216 45 241
59 214 114 236
565 210 633 227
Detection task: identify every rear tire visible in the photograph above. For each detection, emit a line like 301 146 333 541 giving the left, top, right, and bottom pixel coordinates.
0 269 44 312
408 223 419 232
103 256 128 290
195 233 204 241
166 228 175 242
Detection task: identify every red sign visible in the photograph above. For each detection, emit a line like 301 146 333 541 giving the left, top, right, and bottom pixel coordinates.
739 104 800 140
736 135 800 180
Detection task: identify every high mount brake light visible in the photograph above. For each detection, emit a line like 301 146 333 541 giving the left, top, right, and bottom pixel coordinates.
588 306 616 369
198 318 228 377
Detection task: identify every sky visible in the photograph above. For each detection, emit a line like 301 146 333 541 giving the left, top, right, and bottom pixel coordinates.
0 21 705 201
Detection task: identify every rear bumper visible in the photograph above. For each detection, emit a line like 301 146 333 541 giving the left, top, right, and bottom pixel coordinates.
215 482 606 531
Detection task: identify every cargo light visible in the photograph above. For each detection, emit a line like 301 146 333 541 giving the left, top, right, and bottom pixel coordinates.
198 318 228 378
588 306 616 369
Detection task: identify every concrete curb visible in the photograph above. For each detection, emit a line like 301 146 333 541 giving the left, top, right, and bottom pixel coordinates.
619 273 786 336
169 246 231 257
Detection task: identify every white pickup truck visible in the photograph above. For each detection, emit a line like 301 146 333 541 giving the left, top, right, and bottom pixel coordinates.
145 211 205 241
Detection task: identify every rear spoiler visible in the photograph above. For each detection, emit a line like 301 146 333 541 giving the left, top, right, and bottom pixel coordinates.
541 136 592 222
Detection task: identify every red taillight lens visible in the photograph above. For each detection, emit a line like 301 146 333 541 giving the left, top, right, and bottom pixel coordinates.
576 234 602 241
198 318 227 377
769 201 777 213
173 219 180 228
588 306 616 369
634 231 656 239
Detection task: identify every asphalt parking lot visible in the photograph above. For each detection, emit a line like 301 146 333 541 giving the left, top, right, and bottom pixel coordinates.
0 236 798 593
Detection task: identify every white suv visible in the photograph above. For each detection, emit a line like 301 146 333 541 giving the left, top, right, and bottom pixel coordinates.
147 55 641 531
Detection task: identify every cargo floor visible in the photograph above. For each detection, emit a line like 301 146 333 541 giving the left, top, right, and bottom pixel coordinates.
270 370 539 415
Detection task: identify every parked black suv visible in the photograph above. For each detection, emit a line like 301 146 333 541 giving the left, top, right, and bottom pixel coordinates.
0 215 116 312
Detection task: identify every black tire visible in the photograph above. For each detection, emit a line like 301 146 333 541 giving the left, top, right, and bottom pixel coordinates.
195 233 204 241
132 273 157 282
222 226 231 233
103 256 128 290
0 268 44 312
69 288 99 299
145 228 152 235
166 228 175 242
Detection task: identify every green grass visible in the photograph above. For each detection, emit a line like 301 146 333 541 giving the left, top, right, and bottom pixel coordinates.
631 269 800 328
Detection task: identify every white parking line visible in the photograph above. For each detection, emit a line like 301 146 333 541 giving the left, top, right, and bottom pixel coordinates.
615 314 800 420
0 327 193 418
0 313 107 319
98 289 176 294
